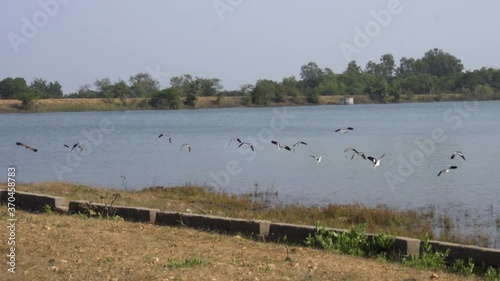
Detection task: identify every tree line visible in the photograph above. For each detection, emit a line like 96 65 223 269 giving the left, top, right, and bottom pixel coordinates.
1 48 499 109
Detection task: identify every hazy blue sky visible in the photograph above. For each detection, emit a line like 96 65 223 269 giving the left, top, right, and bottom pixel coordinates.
1 0 499 94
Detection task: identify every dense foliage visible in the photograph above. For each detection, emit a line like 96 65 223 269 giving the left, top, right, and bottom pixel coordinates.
2 48 499 108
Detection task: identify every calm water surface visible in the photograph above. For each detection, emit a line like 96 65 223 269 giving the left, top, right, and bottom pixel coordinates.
1 101 499 246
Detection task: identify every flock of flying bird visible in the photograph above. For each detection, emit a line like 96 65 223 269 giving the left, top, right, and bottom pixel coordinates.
16 126 466 177
161 127 466 176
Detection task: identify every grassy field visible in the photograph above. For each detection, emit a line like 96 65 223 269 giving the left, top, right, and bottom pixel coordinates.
0 208 483 281
0 93 464 113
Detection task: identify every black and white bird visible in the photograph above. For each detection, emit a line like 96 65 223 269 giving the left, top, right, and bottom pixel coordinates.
450 151 466 161
180 143 191 152
238 142 254 152
309 154 323 163
229 137 242 147
335 127 354 133
367 153 385 168
292 141 307 153
345 148 366 160
16 142 38 152
437 166 458 177
158 134 172 143
271 140 291 151
64 143 83 152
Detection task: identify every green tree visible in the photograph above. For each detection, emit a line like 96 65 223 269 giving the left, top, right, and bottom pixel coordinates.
304 87 319 104
365 79 390 102
400 74 436 95
0 77 29 99
300 62 324 88
379 53 395 79
47 81 63 98
197 78 223 96
14 90 40 110
417 48 464 78
29 78 63 98
365 60 380 76
94 78 112 99
184 79 200 108
251 80 276 105
395 57 416 78
110 80 131 104
339 62 367 95
345 60 362 74
469 84 495 100
150 87 181 109
129 72 160 97
170 74 192 95
318 74 343 95
30 78 49 97
281 76 300 100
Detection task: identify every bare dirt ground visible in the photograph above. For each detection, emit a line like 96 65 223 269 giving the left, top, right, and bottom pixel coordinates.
0 208 481 281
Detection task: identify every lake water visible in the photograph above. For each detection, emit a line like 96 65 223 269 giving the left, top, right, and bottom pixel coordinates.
1 101 500 247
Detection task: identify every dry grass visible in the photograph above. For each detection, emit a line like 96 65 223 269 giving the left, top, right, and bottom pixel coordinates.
0 94 467 114
0 208 482 281
13 182 436 241
16 181 496 248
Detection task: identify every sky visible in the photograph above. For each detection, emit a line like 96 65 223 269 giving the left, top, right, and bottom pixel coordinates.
1 0 499 95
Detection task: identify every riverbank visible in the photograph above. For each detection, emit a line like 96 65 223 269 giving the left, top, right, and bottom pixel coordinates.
11 182 495 248
3 182 500 280
0 93 466 113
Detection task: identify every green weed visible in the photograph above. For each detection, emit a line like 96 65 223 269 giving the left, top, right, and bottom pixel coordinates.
167 258 204 268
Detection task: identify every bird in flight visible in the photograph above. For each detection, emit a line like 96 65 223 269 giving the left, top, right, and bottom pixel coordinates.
271 140 291 151
180 143 191 152
292 141 307 153
16 142 38 152
229 137 242 147
64 143 83 152
450 151 466 161
367 153 385 168
335 127 354 133
158 134 172 143
238 142 255 152
437 166 458 177
345 147 366 160
309 154 323 163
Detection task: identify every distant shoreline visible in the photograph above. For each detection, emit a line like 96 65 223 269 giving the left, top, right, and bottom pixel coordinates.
0 93 472 114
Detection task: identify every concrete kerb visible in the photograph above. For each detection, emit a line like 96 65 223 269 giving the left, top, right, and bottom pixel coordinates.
428 240 500 268
0 189 65 212
155 211 270 239
68 200 159 223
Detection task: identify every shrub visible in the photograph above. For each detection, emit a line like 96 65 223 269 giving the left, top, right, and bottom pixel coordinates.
150 87 181 109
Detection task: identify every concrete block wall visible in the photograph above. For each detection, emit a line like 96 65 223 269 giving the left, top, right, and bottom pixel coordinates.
155 211 269 239
0 190 65 212
428 240 500 268
68 200 159 223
